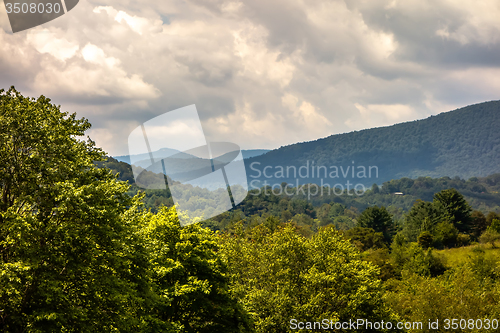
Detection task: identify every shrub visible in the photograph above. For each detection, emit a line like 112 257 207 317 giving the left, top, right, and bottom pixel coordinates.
418 231 434 249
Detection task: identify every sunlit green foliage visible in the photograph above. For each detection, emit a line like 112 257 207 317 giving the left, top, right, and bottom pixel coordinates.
219 223 392 333
390 235 446 278
141 207 251 333
3 87 500 332
0 88 250 333
385 247 500 333
480 219 500 247
0 87 149 331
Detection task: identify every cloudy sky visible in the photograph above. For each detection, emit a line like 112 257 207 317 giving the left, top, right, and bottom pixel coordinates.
1 0 500 156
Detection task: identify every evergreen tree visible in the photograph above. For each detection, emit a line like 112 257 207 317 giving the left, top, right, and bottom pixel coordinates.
433 188 472 234
357 206 394 242
403 200 445 242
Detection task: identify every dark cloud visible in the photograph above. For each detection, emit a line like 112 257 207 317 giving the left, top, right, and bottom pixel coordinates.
0 0 499 155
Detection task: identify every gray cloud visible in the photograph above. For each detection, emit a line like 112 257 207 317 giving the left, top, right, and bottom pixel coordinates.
1 0 499 155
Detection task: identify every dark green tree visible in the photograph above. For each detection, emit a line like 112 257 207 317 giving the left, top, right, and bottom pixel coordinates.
417 231 434 249
357 206 394 242
433 221 459 248
344 227 386 251
403 200 445 242
433 188 472 233
479 218 500 248
390 237 445 277
486 211 500 226
328 202 346 220
470 210 488 239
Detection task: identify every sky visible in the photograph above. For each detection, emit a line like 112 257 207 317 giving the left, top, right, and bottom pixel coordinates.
1 0 500 156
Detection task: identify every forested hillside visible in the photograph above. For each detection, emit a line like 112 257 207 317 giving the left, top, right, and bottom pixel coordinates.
4 87 500 333
245 100 500 186
98 155 500 218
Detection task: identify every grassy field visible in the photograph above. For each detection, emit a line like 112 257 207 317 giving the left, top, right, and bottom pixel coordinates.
435 242 500 268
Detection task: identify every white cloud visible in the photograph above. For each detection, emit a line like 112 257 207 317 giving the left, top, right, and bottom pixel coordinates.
282 93 332 132
27 29 79 61
349 103 417 129
81 43 119 67
232 26 296 88
93 6 163 35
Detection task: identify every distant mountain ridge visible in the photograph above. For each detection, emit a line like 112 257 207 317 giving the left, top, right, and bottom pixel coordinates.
114 148 270 165
111 101 500 188
245 100 500 187
114 148 183 164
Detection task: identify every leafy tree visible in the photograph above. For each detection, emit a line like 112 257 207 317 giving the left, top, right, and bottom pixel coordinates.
343 206 360 220
456 233 471 247
479 219 500 248
486 211 500 226
361 248 396 281
280 209 293 222
390 239 446 277
470 210 488 239
344 227 386 251
403 200 444 242
219 223 392 332
142 208 251 333
433 221 459 248
417 231 434 249
489 219 500 233
433 188 472 234
328 202 346 219
315 203 331 226
357 206 393 242
479 229 500 248
0 87 149 331
332 215 355 230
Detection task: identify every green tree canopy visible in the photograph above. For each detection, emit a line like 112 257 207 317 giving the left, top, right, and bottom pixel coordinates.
219 223 391 332
142 207 251 333
470 210 488 239
403 200 445 242
343 227 386 251
0 87 150 331
357 206 394 242
479 219 500 247
433 188 472 233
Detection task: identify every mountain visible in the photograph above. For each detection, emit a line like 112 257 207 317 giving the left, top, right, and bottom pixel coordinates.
100 151 500 214
114 147 184 164
114 148 270 165
241 149 271 159
244 100 500 187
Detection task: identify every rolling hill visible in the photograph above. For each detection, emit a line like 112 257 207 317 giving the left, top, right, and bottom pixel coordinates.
114 148 270 166
245 100 500 187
